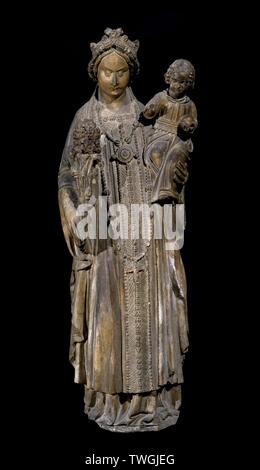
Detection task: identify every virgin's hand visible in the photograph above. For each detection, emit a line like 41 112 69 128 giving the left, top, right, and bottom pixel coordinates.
72 217 86 247
173 161 189 185
65 207 83 243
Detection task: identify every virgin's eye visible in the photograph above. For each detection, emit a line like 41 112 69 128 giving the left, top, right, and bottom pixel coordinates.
104 70 112 77
117 71 125 78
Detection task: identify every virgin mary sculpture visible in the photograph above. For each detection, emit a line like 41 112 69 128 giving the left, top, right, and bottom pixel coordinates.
58 28 192 432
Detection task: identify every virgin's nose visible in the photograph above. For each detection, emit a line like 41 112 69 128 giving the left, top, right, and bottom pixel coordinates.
111 73 118 86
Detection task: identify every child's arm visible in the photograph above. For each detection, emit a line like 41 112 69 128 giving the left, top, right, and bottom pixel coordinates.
190 100 198 125
143 92 168 119
177 101 198 139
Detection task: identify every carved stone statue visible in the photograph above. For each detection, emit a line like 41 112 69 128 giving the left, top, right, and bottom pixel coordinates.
58 27 196 432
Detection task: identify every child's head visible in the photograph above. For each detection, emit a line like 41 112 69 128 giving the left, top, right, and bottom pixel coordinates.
165 59 195 98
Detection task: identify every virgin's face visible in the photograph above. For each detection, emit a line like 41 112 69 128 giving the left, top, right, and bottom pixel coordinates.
97 52 130 99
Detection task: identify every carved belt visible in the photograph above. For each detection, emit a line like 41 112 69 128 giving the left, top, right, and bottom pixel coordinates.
154 118 178 135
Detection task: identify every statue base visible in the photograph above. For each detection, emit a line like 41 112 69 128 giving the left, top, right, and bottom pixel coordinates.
84 384 181 432
96 417 179 433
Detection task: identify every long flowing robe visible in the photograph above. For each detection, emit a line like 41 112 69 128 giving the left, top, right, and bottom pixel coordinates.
58 87 189 432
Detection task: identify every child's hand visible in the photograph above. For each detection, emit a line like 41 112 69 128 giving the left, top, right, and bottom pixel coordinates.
143 103 158 119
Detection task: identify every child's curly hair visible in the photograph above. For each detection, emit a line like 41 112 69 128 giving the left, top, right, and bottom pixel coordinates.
164 59 195 89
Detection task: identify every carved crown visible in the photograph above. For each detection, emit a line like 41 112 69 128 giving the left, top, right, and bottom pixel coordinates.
88 27 140 81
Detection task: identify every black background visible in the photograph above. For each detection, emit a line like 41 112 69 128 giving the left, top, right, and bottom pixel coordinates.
10 2 243 467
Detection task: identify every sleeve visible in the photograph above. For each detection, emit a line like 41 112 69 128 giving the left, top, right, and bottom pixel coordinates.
58 112 85 258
